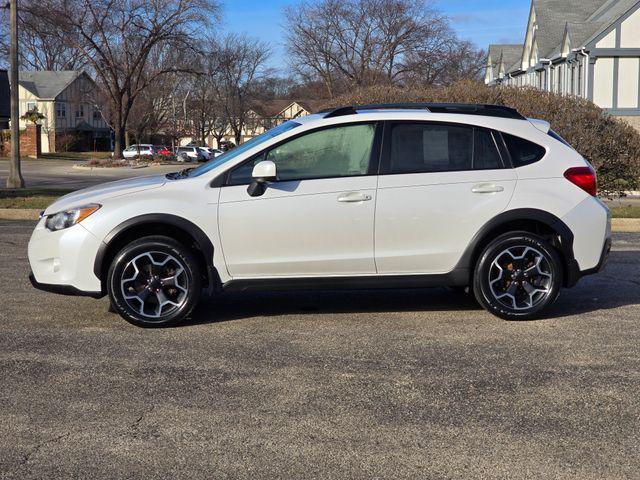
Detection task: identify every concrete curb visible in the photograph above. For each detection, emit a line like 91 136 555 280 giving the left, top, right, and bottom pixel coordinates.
612 218 640 233
1 210 640 232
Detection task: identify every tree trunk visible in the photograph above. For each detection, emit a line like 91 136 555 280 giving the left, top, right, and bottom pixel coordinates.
7 0 24 188
113 124 126 159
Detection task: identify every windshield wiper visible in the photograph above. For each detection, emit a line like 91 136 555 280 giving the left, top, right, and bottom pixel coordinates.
166 167 195 180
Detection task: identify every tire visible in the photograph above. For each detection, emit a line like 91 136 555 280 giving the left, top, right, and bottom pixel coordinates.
473 231 562 320
107 236 202 328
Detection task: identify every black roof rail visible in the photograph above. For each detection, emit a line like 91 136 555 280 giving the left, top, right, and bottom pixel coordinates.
319 103 526 120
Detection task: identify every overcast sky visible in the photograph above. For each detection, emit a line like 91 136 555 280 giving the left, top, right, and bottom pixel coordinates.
223 0 530 71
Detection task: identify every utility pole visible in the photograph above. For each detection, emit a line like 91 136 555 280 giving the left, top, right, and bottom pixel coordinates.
7 0 24 188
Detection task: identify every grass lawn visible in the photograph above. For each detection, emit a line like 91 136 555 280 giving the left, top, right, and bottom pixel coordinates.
609 205 640 218
0 188 74 209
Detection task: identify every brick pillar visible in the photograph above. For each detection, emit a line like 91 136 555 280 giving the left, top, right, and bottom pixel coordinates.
19 124 41 158
0 131 9 157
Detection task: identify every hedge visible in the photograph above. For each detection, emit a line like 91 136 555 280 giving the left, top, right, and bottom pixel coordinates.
322 81 640 195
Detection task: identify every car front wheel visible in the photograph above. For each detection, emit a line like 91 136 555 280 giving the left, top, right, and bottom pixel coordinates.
473 232 562 320
107 236 201 327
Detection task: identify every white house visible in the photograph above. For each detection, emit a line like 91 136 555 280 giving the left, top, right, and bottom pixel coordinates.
17 71 110 152
486 0 640 131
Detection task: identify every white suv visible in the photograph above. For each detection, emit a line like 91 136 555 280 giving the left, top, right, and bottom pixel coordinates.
28 104 611 327
122 144 155 159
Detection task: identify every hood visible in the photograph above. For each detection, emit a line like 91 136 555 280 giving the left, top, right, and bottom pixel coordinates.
44 174 167 215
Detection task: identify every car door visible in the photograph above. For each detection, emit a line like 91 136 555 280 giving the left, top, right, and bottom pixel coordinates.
375 121 517 274
123 146 135 158
218 122 381 278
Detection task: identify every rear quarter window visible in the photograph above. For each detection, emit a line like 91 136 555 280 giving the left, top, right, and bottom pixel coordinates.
501 133 546 167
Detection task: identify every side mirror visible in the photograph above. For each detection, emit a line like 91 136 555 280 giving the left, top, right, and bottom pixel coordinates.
248 161 277 197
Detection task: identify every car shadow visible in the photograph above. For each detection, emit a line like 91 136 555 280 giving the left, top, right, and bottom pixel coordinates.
183 250 639 326
186 286 482 325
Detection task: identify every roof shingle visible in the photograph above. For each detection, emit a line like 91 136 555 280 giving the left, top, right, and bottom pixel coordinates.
18 71 83 99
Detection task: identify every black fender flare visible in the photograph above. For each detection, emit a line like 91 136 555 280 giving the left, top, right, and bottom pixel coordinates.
93 214 217 293
455 208 580 287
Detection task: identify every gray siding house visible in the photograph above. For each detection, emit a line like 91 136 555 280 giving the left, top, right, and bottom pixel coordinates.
486 0 640 131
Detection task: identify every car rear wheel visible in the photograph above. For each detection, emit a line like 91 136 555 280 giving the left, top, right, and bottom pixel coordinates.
107 236 201 327
473 232 562 320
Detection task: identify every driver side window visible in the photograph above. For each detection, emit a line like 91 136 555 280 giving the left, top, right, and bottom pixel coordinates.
227 123 377 185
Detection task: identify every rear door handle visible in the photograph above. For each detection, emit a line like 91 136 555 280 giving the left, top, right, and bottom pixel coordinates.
337 192 372 203
472 183 504 194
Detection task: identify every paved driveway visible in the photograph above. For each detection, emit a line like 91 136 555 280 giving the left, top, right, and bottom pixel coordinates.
1 221 639 479
0 159 181 190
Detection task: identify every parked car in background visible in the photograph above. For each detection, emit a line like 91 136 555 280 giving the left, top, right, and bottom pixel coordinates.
28 103 611 327
122 144 155 159
154 146 172 156
175 146 207 162
200 147 223 159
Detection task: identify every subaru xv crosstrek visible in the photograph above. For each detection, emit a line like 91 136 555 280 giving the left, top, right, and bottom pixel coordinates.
28 103 611 327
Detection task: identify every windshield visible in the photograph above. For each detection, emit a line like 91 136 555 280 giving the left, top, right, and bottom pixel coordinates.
185 120 302 178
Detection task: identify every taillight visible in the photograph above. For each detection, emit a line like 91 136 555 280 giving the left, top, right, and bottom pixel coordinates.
564 166 597 196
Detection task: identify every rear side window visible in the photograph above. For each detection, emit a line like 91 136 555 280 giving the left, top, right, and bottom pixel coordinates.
502 133 546 167
388 123 503 174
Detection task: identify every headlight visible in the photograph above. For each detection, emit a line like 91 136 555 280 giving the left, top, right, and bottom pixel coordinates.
45 204 101 232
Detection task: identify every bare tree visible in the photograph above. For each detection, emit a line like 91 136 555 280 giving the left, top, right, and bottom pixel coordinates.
35 0 219 158
284 0 483 96
215 34 271 145
0 9 8 69
14 2 87 70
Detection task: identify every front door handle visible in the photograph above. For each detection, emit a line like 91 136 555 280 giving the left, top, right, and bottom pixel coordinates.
472 183 504 194
337 192 372 203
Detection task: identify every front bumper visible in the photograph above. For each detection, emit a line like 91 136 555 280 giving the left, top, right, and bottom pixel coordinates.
28 217 105 295
29 272 103 298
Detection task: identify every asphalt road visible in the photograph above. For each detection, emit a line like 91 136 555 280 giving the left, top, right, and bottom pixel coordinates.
1 221 639 479
0 159 180 190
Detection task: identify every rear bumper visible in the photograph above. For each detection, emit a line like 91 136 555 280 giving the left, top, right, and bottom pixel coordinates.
580 236 612 277
565 236 611 287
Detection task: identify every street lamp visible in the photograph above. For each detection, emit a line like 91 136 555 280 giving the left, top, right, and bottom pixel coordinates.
6 0 24 187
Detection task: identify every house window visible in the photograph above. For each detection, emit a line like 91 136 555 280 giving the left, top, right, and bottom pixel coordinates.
92 108 101 121
75 104 84 118
556 66 563 94
570 65 576 95
56 102 66 118
26 102 36 112
577 64 583 96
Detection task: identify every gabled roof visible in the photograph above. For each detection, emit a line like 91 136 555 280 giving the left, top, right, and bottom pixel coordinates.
582 0 640 47
487 45 523 78
18 71 86 100
0 70 9 121
493 0 640 78
532 0 606 58
251 99 326 118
